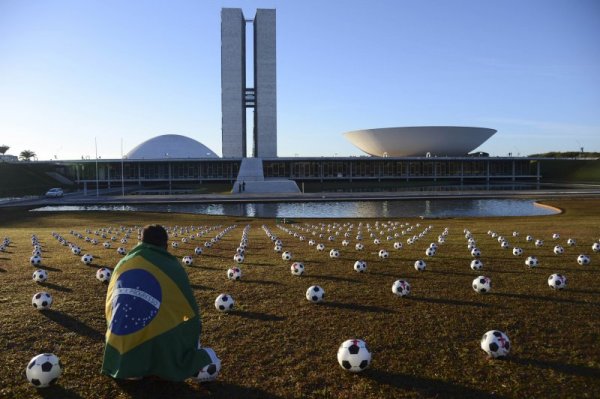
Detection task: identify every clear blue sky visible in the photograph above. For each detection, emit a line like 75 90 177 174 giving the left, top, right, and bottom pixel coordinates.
0 0 598 160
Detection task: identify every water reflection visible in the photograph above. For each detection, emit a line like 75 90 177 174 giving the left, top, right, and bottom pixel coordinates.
31 199 558 218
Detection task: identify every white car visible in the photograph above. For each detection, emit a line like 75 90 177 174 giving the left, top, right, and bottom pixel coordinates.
45 188 64 198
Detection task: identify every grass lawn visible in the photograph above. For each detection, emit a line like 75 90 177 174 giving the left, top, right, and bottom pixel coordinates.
0 199 599 398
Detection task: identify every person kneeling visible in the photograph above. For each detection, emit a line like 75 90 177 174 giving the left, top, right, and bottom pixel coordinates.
101 224 219 382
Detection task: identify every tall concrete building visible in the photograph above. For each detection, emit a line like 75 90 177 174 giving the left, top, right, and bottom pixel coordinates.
221 8 277 158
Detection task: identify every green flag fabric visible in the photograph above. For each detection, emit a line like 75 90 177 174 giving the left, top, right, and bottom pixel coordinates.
102 242 211 380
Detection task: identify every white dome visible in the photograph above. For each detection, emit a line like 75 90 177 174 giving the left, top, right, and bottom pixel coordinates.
343 126 496 157
126 134 219 159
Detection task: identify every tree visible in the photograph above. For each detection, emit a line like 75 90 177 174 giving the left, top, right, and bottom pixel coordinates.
19 150 36 161
0 145 8 155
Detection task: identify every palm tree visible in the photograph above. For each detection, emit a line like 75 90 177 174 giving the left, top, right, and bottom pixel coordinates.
0 145 8 155
19 150 36 161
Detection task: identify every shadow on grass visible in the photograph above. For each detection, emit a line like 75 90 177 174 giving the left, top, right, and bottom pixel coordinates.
190 283 212 291
365 369 505 399
491 292 599 306
42 309 104 342
507 356 600 378
37 385 85 399
319 301 395 314
40 265 62 272
242 279 284 286
404 296 494 308
309 274 360 283
568 288 600 296
230 310 285 322
0 267 6 272
39 281 73 293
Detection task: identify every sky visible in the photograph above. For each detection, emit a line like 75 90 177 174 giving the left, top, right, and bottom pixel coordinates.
0 0 599 160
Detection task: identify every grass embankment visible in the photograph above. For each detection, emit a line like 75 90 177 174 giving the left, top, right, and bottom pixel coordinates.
0 163 65 197
0 199 599 398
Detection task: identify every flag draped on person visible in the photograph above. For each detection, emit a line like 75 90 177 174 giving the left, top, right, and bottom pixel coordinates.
102 242 212 380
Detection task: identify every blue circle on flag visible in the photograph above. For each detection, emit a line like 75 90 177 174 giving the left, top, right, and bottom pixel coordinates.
110 269 162 335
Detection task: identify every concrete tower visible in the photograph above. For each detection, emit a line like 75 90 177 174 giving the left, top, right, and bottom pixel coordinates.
221 8 277 158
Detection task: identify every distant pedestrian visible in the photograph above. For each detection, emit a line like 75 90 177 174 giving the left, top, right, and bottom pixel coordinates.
238 183 242 193
242 181 246 192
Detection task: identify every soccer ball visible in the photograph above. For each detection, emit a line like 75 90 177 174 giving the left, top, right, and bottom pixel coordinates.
32 269 48 283
204 241 212 248
500 241 510 249
470 259 483 271
194 247 203 255
548 273 567 290
471 248 481 257
576 254 590 265
96 267 112 283
308 239 316 246
373 238 381 245
103 242 111 249
525 235 533 242
171 242 179 248
182 256 194 266
355 243 364 251
214 294 235 312
273 245 283 253
227 267 242 280
567 238 576 246
32 292 53 310
306 285 325 303
337 339 371 372
290 262 305 276
378 249 389 259
512 247 523 256
553 245 564 255
316 243 325 251
282 251 293 261
393 242 402 250
81 254 94 265
194 348 221 382
30 255 42 266
425 247 436 257
392 279 411 297
525 256 538 268
592 243 600 253
353 260 367 273
342 240 349 247
480 330 510 358
552 233 560 240
472 276 492 293
329 249 340 259
535 239 544 247
233 253 244 263
512 231 519 237
414 260 426 271
117 247 127 255
26 353 62 388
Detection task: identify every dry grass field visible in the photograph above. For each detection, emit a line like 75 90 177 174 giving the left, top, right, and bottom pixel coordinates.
0 199 599 399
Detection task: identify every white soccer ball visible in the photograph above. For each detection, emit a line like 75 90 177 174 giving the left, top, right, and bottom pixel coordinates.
470 259 483 271
233 253 244 264
96 267 112 283
567 238 576 247
471 248 481 257
171 242 179 248
342 240 350 247
316 243 325 251
552 233 560 240
103 242 111 249
214 294 235 312
472 276 492 293
373 238 381 245
414 259 426 271
525 256 538 268
194 348 221 382
355 243 364 251
535 239 544 247
393 242 403 250
227 267 242 280
525 235 533 242
81 254 93 265
182 256 194 266
576 254 590 266
306 285 325 303
548 273 567 290
353 260 367 273
32 291 53 310
26 353 62 388
117 247 127 255
290 262 304 276
282 251 293 261
425 247 436 257
512 247 523 256
512 231 519 237
337 339 371 372
391 279 411 297
378 249 389 259
30 255 42 266
273 245 283 253
592 243 600 253
480 330 510 358
500 241 510 249
308 239 316 246
553 245 564 255
32 269 48 283
194 247 203 255
329 249 340 259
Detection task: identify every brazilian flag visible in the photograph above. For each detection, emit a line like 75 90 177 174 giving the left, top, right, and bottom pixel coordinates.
102 243 212 380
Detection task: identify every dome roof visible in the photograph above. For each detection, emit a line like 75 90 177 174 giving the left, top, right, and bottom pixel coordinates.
343 126 496 157
126 134 219 159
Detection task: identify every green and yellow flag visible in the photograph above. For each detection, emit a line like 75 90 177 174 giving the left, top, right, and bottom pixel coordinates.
102 243 211 381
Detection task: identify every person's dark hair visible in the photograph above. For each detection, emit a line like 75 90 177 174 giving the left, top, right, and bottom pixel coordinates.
142 224 169 248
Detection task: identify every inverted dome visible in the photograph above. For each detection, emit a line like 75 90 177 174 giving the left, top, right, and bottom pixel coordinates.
126 134 219 159
343 127 496 157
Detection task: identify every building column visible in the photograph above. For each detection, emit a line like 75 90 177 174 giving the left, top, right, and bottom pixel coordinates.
536 161 541 182
512 160 516 182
